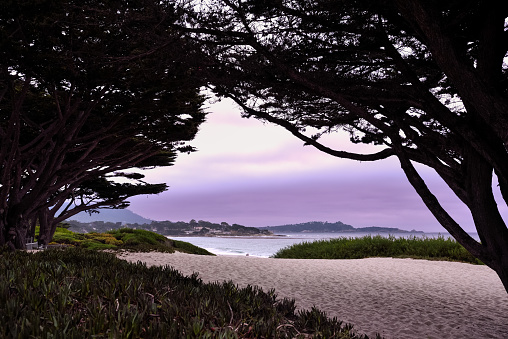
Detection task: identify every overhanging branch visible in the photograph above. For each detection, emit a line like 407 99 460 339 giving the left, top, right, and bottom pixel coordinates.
229 95 394 162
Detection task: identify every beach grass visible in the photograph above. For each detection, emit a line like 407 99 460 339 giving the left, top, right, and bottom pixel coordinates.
0 247 379 338
48 227 214 255
272 235 483 264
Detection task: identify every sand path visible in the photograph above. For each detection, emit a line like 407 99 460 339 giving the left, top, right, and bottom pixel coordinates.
118 252 508 339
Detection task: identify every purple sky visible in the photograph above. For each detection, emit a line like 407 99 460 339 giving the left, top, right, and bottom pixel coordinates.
128 99 503 232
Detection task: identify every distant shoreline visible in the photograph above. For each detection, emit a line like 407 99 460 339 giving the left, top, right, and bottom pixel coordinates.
173 230 426 238
67 215 428 238
174 234 283 238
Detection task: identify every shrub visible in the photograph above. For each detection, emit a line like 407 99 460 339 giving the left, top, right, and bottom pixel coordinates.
88 232 124 246
273 235 483 264
38 227 214 255
170 239 214 256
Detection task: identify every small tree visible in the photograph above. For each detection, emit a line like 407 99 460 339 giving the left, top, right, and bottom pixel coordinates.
182 0 508 292
36 172 168 247
0 0 206 249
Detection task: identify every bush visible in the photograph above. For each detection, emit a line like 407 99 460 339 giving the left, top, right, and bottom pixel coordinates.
272 235 483 264
39 227 214 255
170 239 214 256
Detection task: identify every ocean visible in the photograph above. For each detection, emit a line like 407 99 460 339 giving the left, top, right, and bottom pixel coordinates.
169 232 480 258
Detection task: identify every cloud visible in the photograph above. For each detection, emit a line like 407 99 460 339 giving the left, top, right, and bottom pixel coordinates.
129 99 482 232
131 161 476 231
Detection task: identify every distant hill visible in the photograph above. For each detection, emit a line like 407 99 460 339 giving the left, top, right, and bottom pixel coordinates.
259 221 354 233
259 221 422 234
66 212 423 235
68 209 152 225
353 226 423 233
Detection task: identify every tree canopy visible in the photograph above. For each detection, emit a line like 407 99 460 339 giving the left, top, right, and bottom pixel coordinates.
181 0 508 292
0 0 206 248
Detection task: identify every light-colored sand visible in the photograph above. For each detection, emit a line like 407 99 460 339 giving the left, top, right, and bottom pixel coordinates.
117 252 508 339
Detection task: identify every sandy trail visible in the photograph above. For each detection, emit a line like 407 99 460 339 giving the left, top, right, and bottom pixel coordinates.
118 252 508 339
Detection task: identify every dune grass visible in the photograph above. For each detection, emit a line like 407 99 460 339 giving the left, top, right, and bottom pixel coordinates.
0 248 379 338
47 227 213 255
272 235 483 264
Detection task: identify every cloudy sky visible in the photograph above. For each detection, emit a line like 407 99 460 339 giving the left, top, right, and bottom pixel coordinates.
128 98 501 232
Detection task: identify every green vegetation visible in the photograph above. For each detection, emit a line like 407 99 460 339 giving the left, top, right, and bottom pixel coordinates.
45 227 213 255
273 235 483 265
0 248 378 338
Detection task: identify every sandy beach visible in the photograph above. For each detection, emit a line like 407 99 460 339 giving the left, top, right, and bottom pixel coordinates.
118 252 508 339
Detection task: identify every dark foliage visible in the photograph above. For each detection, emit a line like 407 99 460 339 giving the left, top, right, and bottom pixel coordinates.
0 0 206 249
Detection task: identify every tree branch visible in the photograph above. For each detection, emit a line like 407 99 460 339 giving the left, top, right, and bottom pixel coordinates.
229 95 394 161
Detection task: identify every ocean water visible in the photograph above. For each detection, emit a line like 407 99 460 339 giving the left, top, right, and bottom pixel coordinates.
170 232 480 258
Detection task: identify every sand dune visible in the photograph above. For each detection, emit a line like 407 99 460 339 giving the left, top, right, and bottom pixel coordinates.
117 252 508 339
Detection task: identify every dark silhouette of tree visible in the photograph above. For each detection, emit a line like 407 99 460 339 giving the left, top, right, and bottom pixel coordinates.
181 0 508 292
35 173 169 247
0 0 206 249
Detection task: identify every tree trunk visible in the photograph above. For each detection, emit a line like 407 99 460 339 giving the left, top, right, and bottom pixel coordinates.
493 258 508 295
0 219 6 249
37 209 51 247
1 211 30 250
465 146 508 293
393 139 508 293
0 205 42 250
